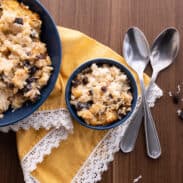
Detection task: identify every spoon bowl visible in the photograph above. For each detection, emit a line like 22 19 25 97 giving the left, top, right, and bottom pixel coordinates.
123 27 150 74
150 27 180 73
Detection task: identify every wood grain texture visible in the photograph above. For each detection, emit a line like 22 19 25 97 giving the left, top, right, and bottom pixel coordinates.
0 0 183 182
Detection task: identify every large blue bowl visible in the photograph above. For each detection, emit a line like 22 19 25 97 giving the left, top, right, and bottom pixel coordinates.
65 58 138 130
0 0 61 126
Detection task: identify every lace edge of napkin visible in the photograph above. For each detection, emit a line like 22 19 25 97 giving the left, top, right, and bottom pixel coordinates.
0 108 73 132
20 83 162 183
8 108 74 183
71 83 163 183
22 126 73 183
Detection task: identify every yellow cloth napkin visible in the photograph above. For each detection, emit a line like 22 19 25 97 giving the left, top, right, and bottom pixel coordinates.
16 26 152 183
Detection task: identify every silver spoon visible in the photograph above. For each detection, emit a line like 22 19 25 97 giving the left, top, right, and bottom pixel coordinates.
120 27 150 153
149 27 180 86
120 27 180 158
121 27 161 159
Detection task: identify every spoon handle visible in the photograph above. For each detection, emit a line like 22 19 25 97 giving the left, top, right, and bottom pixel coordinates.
120 71 160 155
140 79 161 159
120 103 143 152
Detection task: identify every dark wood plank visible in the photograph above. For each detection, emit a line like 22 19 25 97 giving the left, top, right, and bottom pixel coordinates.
0 0 183 182
0 132 24 183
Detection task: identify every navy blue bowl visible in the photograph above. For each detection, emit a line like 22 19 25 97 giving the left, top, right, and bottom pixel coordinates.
65 58 138 130
0 0 61 127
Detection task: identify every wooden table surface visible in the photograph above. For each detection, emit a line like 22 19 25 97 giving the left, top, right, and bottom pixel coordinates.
0 0 183 182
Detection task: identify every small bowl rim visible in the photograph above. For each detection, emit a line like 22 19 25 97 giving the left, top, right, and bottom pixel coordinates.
65 58 138 130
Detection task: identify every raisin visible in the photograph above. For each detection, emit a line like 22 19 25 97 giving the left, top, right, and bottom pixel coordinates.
118 110 124 119
22 84 32 93
8 83 14 89
32 94 41 102
75 101 93 111
72 79 81 87
173 94 180 104
82 67 92 74
14 18 24 25
4 50 11 57
101 86 107 92
0 14 2 19
87 100 93 106
26 52 31 56
109 94 113 99
36 54 46 60
75 102 85 111
30 30 38 39
82 76 88 85
29 66 37 75
23 60 31 68
26 77 37 84
113 100 118 104
119 104 124 108
88 90 93 95
1 75 6 82
127 79 131 85
30 33 35 39
0 7 3 18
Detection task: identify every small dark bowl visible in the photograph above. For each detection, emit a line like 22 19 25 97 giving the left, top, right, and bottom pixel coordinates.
0 0 61 127
65 58 138 130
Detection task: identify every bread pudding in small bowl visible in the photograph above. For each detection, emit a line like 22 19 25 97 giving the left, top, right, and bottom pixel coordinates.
66 58 138 130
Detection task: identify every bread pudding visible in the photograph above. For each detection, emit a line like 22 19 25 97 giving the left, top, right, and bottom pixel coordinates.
0 0 53 118
70 63 133 126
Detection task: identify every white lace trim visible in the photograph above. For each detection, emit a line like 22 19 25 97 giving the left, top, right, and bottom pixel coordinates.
22 126 73 183
25 174 39 183
71 84 163 183
0 108 73 132
12 83 162 183
71 99 141 183
147 83 163 107
0 108 73 183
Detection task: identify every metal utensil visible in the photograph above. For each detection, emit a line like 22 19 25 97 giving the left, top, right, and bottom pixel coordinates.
121 27 161 159
120 27 180 158
149 27 180 86
120 27 150 154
